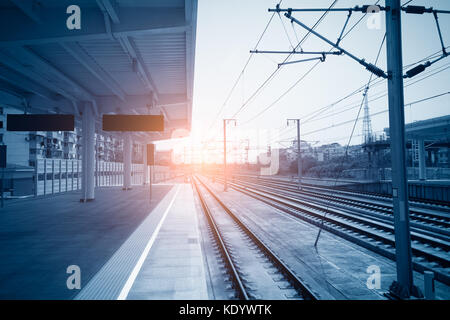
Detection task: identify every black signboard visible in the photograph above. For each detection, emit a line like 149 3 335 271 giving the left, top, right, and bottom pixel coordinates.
7 114 74 131
103 115 164 132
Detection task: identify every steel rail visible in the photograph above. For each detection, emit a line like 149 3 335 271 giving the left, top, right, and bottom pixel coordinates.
208 176 450 285
234 174 450 214
229 177 450 238
192 177 249 300
235 175 450 229
222 178 450 255
194 175 318 300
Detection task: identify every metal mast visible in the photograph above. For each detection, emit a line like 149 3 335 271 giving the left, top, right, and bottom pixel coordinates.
362 91 373 144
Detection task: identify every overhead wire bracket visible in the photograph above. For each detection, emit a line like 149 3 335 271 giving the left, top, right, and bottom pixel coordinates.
276 4 295 50
403 6 449 78
274 9 388 78
336 10 352 46
250 49 342 55
269 5 389 13
277 54 326 68
433 11 447 56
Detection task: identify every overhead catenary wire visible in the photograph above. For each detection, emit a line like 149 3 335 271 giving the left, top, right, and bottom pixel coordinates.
279 46 449 127
291 19 301 44
315 33 386 246
404 46 449 68
240 0 382 126
275 89 449 147
250 50 450 149
196 86 448 157
283 9 388 78
301 90 450 137
203 0 448 164
402 4 450 78
278 10 295 50
275 129 387 146
230 0 340 120
303 63 450 125
303 51 450 123
205 0 284 137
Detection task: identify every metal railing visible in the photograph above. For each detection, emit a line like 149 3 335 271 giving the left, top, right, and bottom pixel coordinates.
34 159 175 196
35 159 82 196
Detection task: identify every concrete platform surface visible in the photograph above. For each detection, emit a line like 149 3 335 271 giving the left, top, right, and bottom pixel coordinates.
75 183 209 300
0 185 172 299
126 183 209 300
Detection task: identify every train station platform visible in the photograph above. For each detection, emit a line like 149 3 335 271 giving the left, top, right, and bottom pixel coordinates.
76 183 209 300
0 184 173 299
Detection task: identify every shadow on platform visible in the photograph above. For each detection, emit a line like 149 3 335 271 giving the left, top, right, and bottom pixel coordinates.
0 185 172 299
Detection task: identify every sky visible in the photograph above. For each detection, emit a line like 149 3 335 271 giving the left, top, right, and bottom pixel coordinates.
160 0 450 162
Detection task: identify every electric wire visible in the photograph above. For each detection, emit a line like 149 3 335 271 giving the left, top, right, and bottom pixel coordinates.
315 33 386 246
296 47 450 125
263 62 449 149
301 90 449 137
303 63 450 124
205 0 283 136
239 0 382 126
230 0 339 119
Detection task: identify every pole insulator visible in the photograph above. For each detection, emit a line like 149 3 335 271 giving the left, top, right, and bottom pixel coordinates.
364 63 388 78
359 5 371 13
404 61 431 78
403 5 429 14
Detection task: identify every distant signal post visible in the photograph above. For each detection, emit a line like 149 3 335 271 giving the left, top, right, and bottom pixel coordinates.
223 119 236 191
147 143 155 201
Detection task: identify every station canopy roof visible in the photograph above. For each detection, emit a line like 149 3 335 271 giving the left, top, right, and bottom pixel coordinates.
0 0 197 142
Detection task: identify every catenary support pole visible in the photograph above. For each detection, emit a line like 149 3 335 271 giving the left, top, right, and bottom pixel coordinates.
385 0 420 299
288 119 302 189
223 119 236 191
296 120 302 189
223 119 227 191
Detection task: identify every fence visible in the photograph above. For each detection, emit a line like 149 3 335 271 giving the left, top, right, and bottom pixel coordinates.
35 159 82 196
35 159 174 196
95 161 125 187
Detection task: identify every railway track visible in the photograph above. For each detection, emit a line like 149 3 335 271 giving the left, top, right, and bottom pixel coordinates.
233 174 450 214
231 175 450 230
192 175 318 300
206 175 450 286
228 176 450 236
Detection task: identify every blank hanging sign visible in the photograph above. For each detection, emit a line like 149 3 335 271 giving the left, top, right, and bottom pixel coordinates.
102 115 164 132
7 114 74 131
